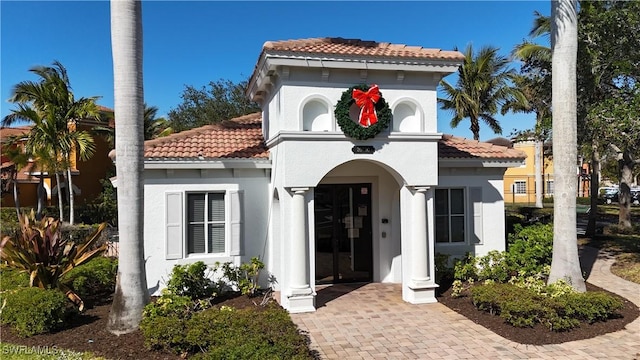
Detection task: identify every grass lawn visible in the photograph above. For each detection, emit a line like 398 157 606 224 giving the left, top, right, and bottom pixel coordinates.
0 343 104 360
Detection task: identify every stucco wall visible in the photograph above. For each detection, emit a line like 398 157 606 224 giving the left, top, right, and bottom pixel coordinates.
436 168 507 260
143 168 270 294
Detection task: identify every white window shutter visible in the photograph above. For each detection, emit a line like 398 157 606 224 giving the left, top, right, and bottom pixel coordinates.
165 192 184 259
469 187 483 244
228 190 244 256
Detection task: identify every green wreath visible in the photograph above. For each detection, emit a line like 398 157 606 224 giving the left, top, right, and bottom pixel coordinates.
334 84 392 140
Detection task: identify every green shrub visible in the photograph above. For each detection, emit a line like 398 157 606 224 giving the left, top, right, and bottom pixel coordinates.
454 223 554 284
214 257 265 296
0 287 76 336
61 257 117 301
140 293 195 353
576 197 591 205
0 213 107 311
166 262 217 300
551 291 623 324
141 311 190 353
186 304 312 360
81 176 118 226
470 283 623 332
0 266 29 290
506 223 553 277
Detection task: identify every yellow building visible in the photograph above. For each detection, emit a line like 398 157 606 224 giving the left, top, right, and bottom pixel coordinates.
1 109 114 215
488 138 554 205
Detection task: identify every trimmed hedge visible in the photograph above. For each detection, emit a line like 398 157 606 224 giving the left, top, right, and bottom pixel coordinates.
0 266 29 290
0 287 77 337
471 283 623 331
61 257 117 302
142 302 313 359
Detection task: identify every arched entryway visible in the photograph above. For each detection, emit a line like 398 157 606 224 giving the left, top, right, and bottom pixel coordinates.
312 160 404 287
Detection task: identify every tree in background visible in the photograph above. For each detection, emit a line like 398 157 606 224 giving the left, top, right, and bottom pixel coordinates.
108 0 149 334
143 104 172 140
168 78 260 132
548 0 585 292
2 62 99 224
577 0 640 230
507 17 552 208
438 44 527 141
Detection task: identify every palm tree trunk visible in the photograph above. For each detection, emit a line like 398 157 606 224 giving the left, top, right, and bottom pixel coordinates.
55 172 65 222
36 173 45 220
67 167 75 225
108 0 149 335
548 0 585 292
535 140 543 208
12 173 21 219
586 144 599 236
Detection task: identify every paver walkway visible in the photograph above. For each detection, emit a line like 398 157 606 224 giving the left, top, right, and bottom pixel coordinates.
290 246 640 359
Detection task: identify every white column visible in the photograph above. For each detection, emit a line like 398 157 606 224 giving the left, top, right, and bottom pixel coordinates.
411 187 429 285
290 187 310 291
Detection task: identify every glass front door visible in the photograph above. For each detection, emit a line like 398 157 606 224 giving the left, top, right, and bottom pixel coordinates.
314 183 373 284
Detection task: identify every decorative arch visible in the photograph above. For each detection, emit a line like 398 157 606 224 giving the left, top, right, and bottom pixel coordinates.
391 99 423 133
300 95 333 131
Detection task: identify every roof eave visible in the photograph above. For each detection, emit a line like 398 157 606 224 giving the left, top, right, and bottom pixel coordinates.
438 158 525 168
144 158 272 170
248 51 462 103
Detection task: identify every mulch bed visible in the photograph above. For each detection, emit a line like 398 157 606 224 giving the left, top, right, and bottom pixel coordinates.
437 282 640 345
0 294 265 360
2 284 638 359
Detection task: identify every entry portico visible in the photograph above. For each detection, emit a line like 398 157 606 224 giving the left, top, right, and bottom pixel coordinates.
140 37 525 314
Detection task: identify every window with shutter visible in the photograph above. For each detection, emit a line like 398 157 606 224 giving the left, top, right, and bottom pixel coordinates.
187 192 226 254
435 188 466 243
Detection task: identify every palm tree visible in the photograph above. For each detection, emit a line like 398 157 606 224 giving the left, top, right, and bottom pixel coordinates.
438 45 526 140
108 0 149 334
3 62 99 224
512 11 551 63
143 104 172 140
548 0 585 292
1 135 29 218
94 103 173 146
508 11 553 210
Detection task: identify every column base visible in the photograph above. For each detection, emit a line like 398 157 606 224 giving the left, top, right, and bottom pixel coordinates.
287 292 316 313
404 282 439 304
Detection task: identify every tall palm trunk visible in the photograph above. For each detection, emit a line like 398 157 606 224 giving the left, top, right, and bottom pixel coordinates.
55 172 64 222
535 140 543 208
548 0 585 292
586 144 599 236
67 167 75 225
108 0 149 334
12 171 21 219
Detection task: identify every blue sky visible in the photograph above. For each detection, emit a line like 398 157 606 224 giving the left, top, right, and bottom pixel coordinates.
1 1 549 141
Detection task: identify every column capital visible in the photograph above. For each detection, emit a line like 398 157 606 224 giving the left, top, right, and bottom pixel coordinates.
412 186 430 193
290 187 310 194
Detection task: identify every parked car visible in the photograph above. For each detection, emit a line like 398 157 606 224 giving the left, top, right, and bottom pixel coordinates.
601 189 619 204
600 187 640 205
632 189 640 206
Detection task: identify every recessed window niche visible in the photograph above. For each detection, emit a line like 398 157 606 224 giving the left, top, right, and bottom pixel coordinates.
393 102 421 132
302 100 331 131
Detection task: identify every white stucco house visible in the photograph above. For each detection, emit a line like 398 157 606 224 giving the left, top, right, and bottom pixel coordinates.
138 38 525 313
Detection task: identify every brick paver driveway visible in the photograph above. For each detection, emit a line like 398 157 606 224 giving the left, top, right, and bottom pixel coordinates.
291 247 640 359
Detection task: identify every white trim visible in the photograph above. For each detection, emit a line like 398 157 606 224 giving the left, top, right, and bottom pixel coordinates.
144 159 271 169
439 159 525 168
266 131 443 147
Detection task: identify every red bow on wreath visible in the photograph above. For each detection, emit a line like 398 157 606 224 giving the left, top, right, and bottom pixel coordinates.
352 84 381 127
